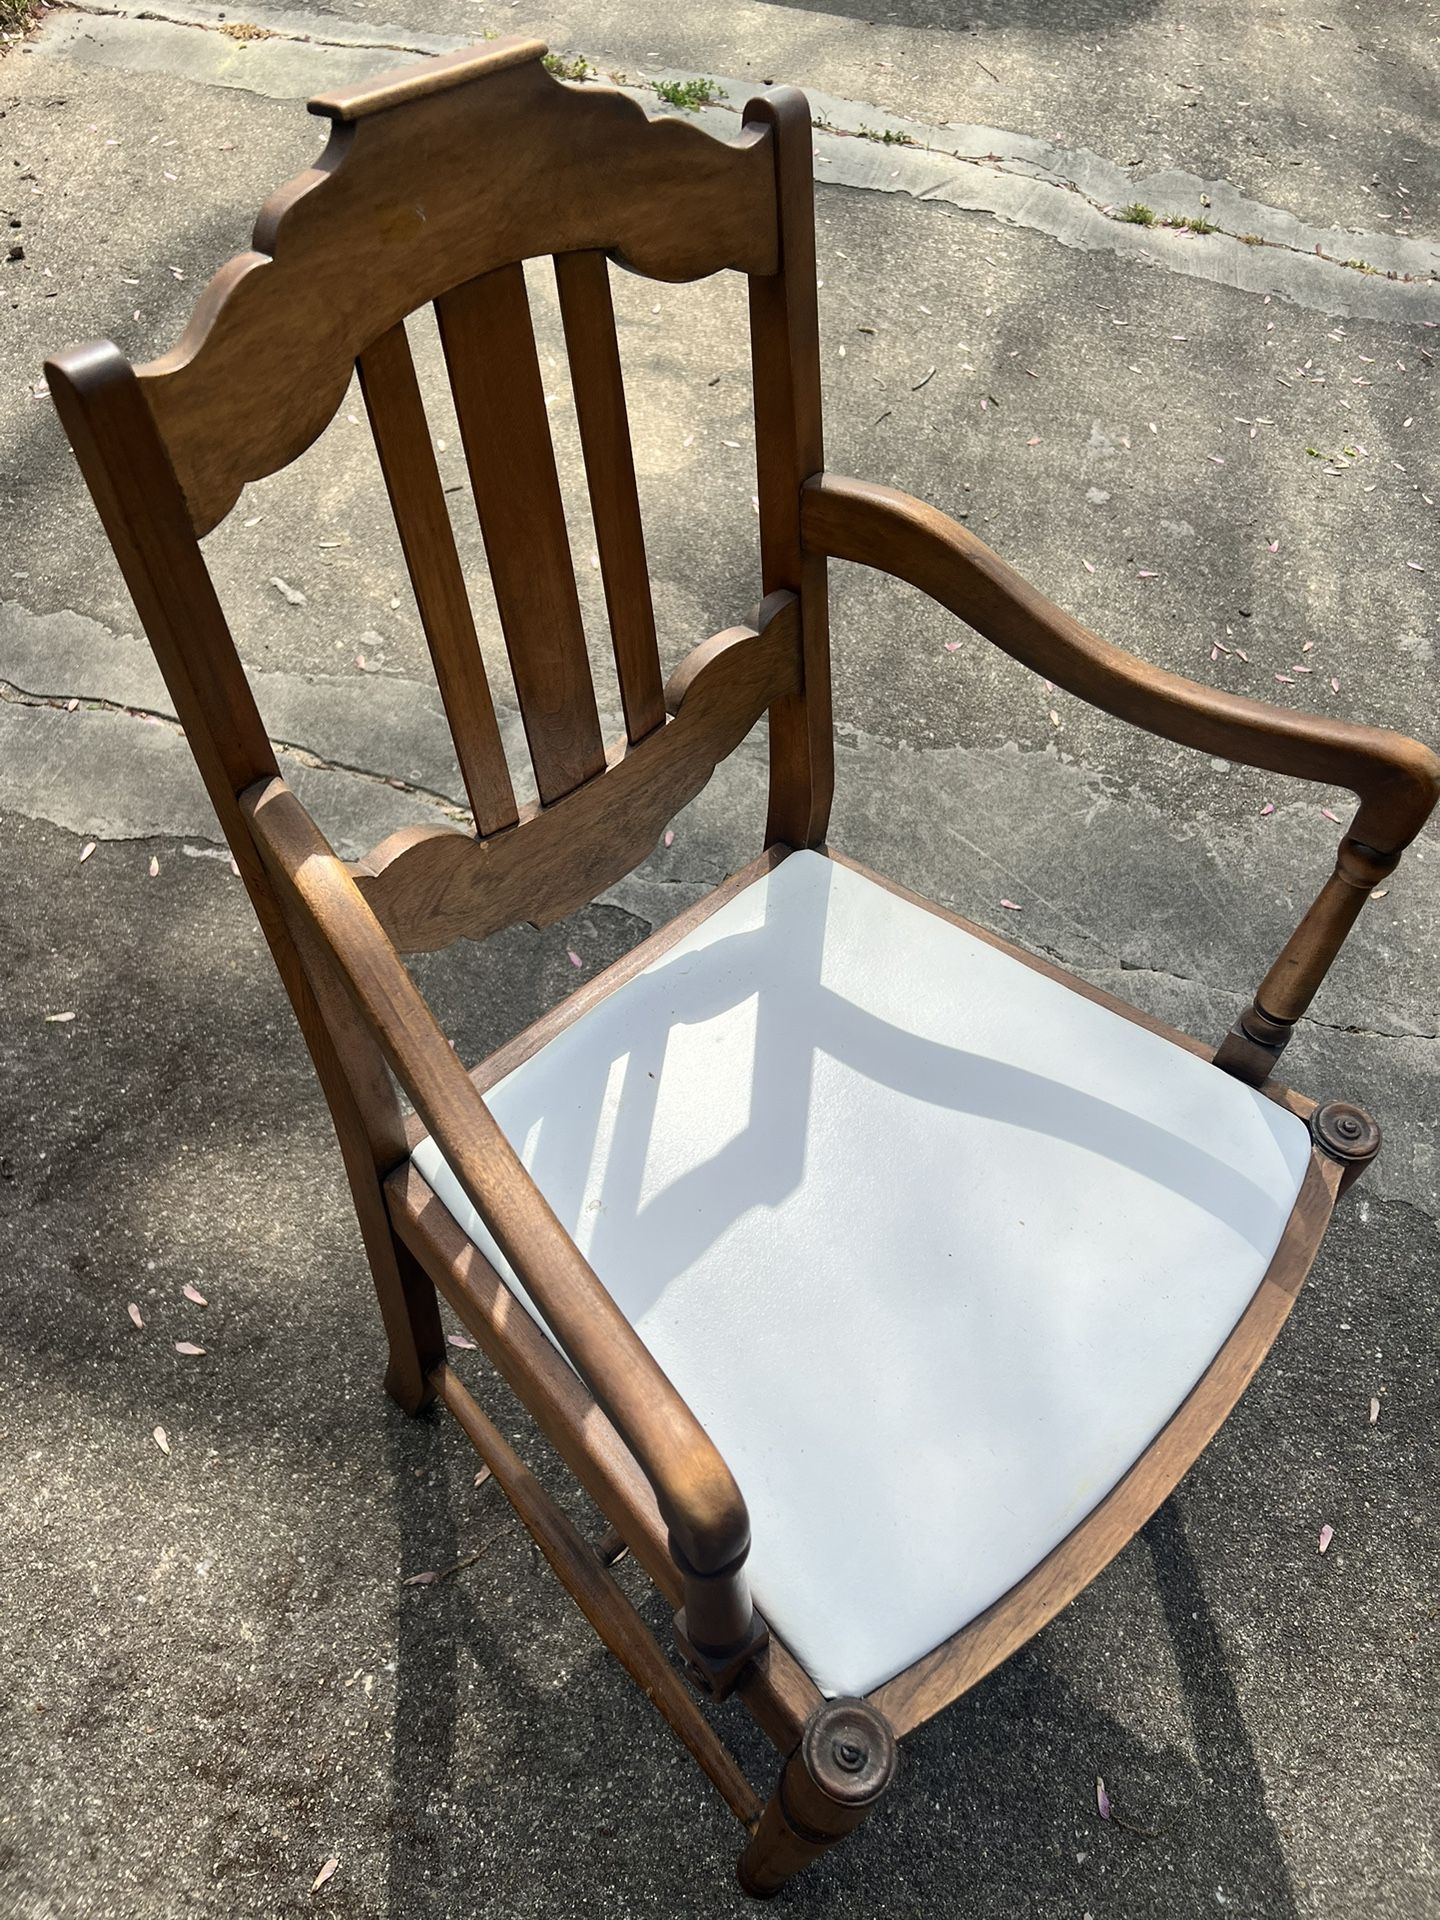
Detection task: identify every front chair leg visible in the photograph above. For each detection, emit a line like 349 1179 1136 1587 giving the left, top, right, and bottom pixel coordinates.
737 1698 898 1898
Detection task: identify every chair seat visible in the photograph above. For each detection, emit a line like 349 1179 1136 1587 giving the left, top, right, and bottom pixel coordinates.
412 850 1312 1698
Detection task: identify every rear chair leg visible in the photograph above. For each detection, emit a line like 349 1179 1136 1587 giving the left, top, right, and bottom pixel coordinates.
737 1698 898 1898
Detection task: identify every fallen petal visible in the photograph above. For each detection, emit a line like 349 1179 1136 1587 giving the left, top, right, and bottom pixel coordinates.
1097 1776 1112 1821
943 639 963 652
566 949 583 969
148 855 160 878
446 1331 478 1351
174 1341 206 1357
1266 540 1279 553
1369 1396 1381 1425
127 1302 144 1329
44 1011 76 1023
999 899 1022 911
183 1284 207 1306
1320 808 1341 823
311 1858 339 1892
153 1426 170 1455
664 830 675 848
1260 802 1275 817
1318 1523 1334 1554
403 1570 440 1587
80 841 96 864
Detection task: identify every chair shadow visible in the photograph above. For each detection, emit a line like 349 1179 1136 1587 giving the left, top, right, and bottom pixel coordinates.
379 1458 1298 1917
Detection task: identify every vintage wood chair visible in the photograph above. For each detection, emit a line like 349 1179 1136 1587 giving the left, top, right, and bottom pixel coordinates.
47 39 1438 1895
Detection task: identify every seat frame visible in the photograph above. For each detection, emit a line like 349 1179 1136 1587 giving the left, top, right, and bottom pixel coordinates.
45 37 1438 1897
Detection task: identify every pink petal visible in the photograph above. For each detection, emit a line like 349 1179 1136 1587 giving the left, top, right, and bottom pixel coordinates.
1097 1776 1112 1820
1318 1523 1334 1554
127 1302 144 1329
228 857 241 878
1137 569 1160 578
999 899 1022 911
174 1341 206 1357
183 1285 207 1307
567 949 583 969
1406 560 1425 572
943 639 963 652
1266 540 1279 553
1207 454 1225 465
1260 802 1275 817
1026 435 1041 447
403 1570 440 1588
79 841 96 864
153 1426 170 1455
1081 559 1095 574
148 855 160 878
1330 677 1340 692
446 1331 477 1351
1369 1396 1380 1425
664 830 675 848
311 1858 339 1892
1320 808 1341 823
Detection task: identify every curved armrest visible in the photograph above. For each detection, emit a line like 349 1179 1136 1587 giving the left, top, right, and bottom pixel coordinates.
240 775 757 1641
803 473 1440 1083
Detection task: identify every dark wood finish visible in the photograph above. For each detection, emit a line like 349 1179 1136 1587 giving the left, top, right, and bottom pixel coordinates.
49 38 1438 1898
804 473 1440 1084
357 319 518 836
554 248 667 744
744 90 833 850
384 1156 822 1753
436 261 605 804
429 1362 763 1826
44 341 445 1413
137 42 778 533
738 1699 898 1897
351 593 800 952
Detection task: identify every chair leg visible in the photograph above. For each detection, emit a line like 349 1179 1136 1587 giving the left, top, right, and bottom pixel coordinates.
737 1698 897 1898
375 1235 446 1413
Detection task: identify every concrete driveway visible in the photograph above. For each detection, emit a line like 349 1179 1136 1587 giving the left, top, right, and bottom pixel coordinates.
2 3 1436 1915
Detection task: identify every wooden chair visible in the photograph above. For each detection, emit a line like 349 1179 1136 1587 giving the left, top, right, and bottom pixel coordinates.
46 39 1438 1896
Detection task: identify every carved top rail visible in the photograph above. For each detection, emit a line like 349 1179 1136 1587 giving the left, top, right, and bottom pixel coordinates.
136 40 779 533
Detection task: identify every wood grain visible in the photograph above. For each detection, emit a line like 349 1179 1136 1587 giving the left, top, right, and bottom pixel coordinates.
357 319 518 836
436 261 605 804
429 1362 763 1826
554 248 666 745
137 45 778 533
388 1163 821 1753
351 592 801 952
744 89 833 851
803 474 1440 853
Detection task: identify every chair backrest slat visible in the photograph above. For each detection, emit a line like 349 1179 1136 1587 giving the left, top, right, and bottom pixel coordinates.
554 248 666 745
436 262 607 806
357 321 519 837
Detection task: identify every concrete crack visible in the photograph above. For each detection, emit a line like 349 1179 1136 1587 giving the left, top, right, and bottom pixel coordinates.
0 678 469 823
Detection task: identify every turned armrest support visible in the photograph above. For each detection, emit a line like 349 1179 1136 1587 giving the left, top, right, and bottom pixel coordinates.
239 776 759 1638
803 474 1440 1083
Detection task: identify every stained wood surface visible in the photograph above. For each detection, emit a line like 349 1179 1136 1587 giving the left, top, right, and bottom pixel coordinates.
744 88 833 850
137 44 778 533
352 594 801 952
429 1363 763 1826
388 1165 821 1753
44 339 446 1409
804 474 1440 853
554 248 666 744
436 263 605 803
871 1151 1342 1736
357 320 518 836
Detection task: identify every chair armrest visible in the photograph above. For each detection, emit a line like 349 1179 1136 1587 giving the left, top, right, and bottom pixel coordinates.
802 473 1440 1082
239 775 755 1616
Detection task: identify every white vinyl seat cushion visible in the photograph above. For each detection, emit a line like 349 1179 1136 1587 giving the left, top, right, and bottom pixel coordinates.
412 851 1312 1698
